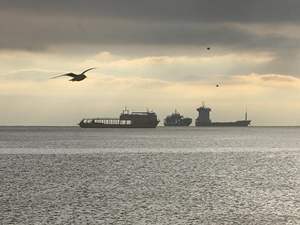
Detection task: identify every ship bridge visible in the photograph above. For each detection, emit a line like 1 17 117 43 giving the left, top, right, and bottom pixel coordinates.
196 105 211 123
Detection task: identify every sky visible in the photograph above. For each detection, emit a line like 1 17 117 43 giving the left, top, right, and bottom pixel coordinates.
1 0 300 126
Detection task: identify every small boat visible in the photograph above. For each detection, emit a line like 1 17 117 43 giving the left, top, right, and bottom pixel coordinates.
78 107 160 128
164 109 192 126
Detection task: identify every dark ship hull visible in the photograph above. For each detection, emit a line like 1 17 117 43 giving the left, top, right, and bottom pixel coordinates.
164 118 192 126
196 120 251 127
79 108 160 128
79 121 159 128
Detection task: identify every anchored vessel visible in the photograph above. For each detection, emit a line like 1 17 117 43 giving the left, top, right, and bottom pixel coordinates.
195 104 251 127
164 109 192 126
79 108 160 128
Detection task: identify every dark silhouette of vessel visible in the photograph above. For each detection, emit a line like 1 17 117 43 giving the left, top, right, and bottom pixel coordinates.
195 103 251 127
164 109 192 126
79 107 160 128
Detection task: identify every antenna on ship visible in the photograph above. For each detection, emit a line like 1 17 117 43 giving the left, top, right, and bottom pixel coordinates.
202 101 205 108
124 106 129 114
245 107 248 121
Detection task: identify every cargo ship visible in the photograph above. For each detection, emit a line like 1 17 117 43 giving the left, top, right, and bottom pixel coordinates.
164 109 192 126
79 107 160 128
195 103 251 127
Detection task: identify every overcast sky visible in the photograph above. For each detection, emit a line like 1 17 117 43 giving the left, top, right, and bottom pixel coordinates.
1 0 300 126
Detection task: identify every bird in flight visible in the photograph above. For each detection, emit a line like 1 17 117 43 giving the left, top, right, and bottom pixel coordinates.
207 47 210 50
50 68 96 82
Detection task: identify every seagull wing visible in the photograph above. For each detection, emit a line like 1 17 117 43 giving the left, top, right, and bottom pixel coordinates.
50 73 77 79
81 67 96 75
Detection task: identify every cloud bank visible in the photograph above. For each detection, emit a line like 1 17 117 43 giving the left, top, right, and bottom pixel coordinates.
1 0 300 125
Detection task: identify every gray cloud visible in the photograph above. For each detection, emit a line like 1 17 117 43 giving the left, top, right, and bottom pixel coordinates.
1 11 299 52
1 0 300 23
1 0 300 50
1 0 300 77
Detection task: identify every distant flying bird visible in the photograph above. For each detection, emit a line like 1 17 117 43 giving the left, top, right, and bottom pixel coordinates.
50 68 96 82
207 47 210 50
216 85 219 87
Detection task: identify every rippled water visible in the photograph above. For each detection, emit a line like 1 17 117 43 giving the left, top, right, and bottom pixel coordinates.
1 126 300 224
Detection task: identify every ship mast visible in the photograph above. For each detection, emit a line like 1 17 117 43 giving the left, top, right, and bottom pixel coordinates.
123 106 129 114
245 107 248 121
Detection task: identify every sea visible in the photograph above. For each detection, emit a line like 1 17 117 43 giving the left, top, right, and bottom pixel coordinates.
1 126 300 225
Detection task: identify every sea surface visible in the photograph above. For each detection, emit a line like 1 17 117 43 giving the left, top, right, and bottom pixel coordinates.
1 126 300 224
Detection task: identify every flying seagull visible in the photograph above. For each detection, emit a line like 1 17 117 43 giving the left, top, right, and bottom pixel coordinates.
50 68 96 82
207 47 210 50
